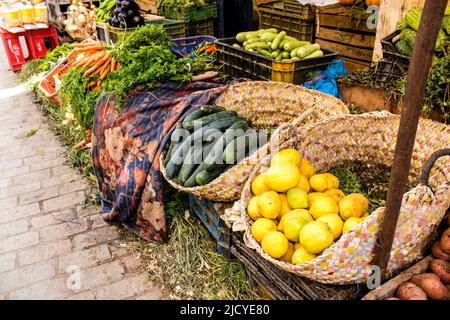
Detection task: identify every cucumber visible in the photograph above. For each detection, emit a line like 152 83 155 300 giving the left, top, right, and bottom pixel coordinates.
260 32 277 42
223 131 258 165
164 123 184 165
271 31 286 50
183 110 237 131
257 28 277 35
283 40 310 52
296 43 321 58
271 49 281 58
258 49 272 58
303 50 324 59
245 42 270 50
233 43 241 49
245 32 260 40
195 167 228 186
275 52 283 61
281 51 290 59
246 37 263 44
236 31 251 42
203 120 249 172
182 105 225 126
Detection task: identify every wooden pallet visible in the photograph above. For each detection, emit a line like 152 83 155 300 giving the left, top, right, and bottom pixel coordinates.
317 4 376 73
136 0 158 14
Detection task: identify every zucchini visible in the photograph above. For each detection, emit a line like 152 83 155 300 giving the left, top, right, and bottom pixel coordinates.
303 50 324 59
281 51 290 59
195 166 228 186
233 43 241 49
245 42 270 50
182 105 225 126
258 49 273 58
183 110 237 131
271 49 281 58
223 131 258 165
296 43 321 58
257 28 278 35
246 37 263 44
236 31 251 42
275 52 283 61
203 120 249 172
271 31 286 50
246 32 260 40
260 32 277 42
283 40 310 52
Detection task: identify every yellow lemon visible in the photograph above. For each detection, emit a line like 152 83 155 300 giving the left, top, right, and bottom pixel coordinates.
265 162 300 192
296 175 310 193
286 187 308 209
294 242 302 250
347 193 369 212
277 209 313 232
339 195 365 221
270 149 301 167
300 221 334 254
280 242 295 263
299 158 315 179
361 212 369 219
278 194 291 218
307 192 329 208
342 217 363 234
309 174 329 192
261 231 289 259
247 196 262 220
258 191 281 219
284 216 309 242
292 246 317 264
317 213 344 240
251 218 277 243
251 174 271 196
324 188 345 204
309 196 339 220
324 173 340 189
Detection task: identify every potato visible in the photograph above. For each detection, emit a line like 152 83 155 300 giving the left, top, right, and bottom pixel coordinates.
432 241 450 261
396 282 427 300
440 228 450 254
411 273 449 300
430 259 450 284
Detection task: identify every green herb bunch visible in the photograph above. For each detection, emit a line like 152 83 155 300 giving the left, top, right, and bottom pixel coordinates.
158 0 208 11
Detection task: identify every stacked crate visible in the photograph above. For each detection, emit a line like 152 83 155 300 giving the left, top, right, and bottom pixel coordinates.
47 0 100 31
135 0 158 14
316 4 376 73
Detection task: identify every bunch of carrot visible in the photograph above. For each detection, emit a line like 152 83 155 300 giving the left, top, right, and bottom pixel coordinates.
70 40 119 91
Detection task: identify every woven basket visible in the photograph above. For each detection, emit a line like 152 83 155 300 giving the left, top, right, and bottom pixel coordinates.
238 111 450 285
160 81 349 202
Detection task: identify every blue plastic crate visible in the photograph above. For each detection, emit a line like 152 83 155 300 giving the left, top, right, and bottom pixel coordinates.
188 195 232 257
172 35 217 57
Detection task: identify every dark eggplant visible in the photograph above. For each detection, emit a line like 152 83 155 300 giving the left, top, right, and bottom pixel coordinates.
116 0 123 5
113 7 121 15
121 0 131 8
132 15 143 25
110 16 120 27
117 12 127 19
119 20 128 28
127 9 135 16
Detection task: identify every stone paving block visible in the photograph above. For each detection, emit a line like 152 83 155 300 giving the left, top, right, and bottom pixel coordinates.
72 226 119 250
29 158 65 172
0 159 23 170
30 209 76 229
58 244 111 271
59 180 89 195
66 290 95 300
0 148 36 162
95 273 151 300
39 219 89 243
23 150 63 165
0 219 29 239
0 196 18 210
0 232 39 254
1 203 41 223
84 213 107 229
12 169 51 186
52 165 76 177
0 177 11 188
42 191 86 213
134 290 164 300
19 240 72 266
0 166 30 179
79 261 125 291
8 276 74 300
0 260 56 293
108 241 132 259
121 254 141 273
0 253 16 274
41 173 80 189
19 186 59 206
0 181 41 199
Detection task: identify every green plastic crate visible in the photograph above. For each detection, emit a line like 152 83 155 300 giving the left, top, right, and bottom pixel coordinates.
161 2 217 22
185 18 215 36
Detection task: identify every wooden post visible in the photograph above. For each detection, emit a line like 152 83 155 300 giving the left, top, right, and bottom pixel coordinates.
373 0 448 281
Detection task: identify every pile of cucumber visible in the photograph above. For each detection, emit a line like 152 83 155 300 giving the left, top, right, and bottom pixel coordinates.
163 105 266 188
232 29 323 62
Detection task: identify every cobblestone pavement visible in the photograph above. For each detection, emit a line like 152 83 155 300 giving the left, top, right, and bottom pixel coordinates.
0 45 164 300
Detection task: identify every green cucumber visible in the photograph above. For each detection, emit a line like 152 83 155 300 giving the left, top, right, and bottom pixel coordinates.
271 31 286 50
233 43 241 48
303 50 324 59
246 37 263 44
258 49 273 57
296 43 321 58
223 131 258 165
245 42 270 50
281 51 290 59
183 110 237 131
236 31 251 42
164 123 183 165
257 28 277 35
283 40 310 52
203 120 249 172
195 166 228 186
275 52 283 61
245 32 260 40
182 105 225 126
271 49 281 58
260 32 277 42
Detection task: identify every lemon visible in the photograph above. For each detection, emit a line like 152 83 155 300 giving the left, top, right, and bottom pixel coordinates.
270 149 301 167
251 173 271 196
324 188 345 204
284 216 308 242
294 242 302 250
292 246 317 264
299 158 315 179
258 191 281 219
280 242 295 263
286 187 308 209
361 212 369 219
307 192 329 208
300 221 334 254
342 217 363 234
265 162 300 192
277 209 313 232
317 213 344 240
339 195 365 221
296 175 310 193
261 231 289 259
309 174 329 192
309 196 339 219
251 218 277 243
247 196 262 220
347 193 369 212
324 173 339 189
278 194 291 218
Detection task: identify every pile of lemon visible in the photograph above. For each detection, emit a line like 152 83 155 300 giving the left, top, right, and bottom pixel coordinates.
247 149 370 264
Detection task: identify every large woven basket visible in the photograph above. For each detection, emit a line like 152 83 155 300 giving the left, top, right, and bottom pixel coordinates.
238 111 450 285
160 81 349 202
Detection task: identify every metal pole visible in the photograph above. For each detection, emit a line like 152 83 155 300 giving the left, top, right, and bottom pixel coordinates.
374 0 448 281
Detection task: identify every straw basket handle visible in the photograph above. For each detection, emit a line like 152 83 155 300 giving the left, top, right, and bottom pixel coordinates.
269 109 318 153
418 148 450 187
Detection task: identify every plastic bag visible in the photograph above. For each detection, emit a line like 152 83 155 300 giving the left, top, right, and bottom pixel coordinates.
303 59 348 99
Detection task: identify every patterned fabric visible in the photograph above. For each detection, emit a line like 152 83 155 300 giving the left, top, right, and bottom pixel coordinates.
91 82 228 243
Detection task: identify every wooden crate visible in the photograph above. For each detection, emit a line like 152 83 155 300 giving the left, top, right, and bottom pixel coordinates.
317 4 376 73
136 0 158 14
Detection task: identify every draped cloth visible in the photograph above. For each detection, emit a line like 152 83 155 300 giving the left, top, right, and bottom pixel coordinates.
91 81 228 243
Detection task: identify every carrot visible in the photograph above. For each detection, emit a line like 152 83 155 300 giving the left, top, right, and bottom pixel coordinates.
95 59 110 77
115 62 120 71
73 139 87 149
73 44 104 52
71 41 101 48
110 58 116 72
81 51 106 69
88 81 97 87
83 53 110 77
99 64 111 80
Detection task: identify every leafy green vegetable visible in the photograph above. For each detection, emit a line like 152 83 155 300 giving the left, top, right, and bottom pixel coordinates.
158 0 208 11
38 42 73 73
117 24 172 51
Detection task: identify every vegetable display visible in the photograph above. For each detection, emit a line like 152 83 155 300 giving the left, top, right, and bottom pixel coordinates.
158 0 210 11
95 0 116 23
163 106 264 187
63 0 97 40
108 0 144 28
233 29 323 61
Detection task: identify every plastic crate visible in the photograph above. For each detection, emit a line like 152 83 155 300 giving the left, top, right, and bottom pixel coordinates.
188 196 232 258
375 59 408 84
381 29 411 67
215 38 337 84
96 22 110 44
38 50 79 105
161 2 217 22
231 233 363 300
185 18 215 36
258 1 315 41
173 35 217 53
